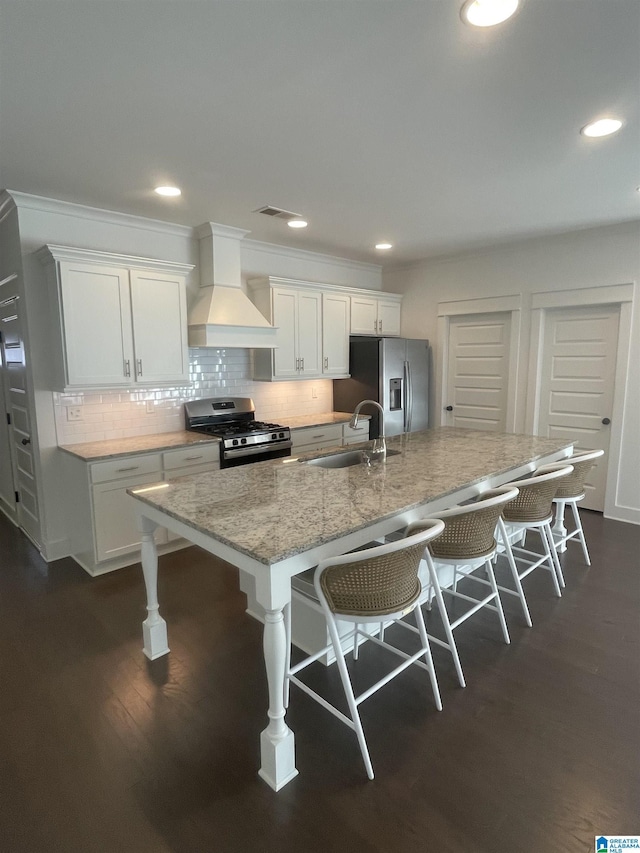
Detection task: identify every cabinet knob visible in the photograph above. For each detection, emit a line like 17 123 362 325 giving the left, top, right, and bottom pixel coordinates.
445 405 453 412
601 417 611 425
21 437 31 446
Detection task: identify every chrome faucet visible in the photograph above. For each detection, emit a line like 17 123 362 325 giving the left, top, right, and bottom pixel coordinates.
350 400 386 461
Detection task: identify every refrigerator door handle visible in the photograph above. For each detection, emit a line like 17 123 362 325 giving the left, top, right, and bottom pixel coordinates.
404 360 413 432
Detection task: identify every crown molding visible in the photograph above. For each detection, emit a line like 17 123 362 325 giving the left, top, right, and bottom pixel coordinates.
35 243 194 275
242 237 381 275
6 190 193 239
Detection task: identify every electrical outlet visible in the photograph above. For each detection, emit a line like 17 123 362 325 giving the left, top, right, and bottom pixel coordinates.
146 401 155 414
311 385 318 399
67 407 83 422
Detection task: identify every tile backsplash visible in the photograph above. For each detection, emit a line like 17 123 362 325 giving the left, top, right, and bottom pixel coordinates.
53 348 334 445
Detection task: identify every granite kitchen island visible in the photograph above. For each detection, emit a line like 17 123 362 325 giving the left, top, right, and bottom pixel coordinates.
128 427 573 791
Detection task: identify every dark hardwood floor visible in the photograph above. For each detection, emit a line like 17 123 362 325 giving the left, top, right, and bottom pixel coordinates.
0 510 638 852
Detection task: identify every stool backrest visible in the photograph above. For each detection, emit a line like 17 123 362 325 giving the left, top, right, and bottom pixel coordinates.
502 463 574 523
316 519 445 618
539 449 604 499
409 486 519 560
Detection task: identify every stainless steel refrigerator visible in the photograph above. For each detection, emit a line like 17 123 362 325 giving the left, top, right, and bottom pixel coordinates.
333 337 430 439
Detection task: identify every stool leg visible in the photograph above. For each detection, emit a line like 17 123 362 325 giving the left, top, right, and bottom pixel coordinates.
326 612 374 780
497 518 532 628
570 500 591 566
353 623 359 660
485 558 510 645
552 499 568 553
414 605 442 711
540 526 562 597
424 553 466 688
543 522 565 589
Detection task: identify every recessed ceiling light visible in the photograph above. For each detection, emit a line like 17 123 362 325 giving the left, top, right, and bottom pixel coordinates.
580 118 623 138
375 242 393 250
461 0 520 27
154 186 181 197
287 218 308 229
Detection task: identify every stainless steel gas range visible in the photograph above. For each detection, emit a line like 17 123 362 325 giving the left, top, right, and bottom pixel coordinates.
184 397 292 468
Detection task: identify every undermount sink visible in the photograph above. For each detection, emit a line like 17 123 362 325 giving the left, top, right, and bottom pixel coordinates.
303 448 400 469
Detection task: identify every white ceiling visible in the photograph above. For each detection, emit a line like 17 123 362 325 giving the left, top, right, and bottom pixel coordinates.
1 0 638 265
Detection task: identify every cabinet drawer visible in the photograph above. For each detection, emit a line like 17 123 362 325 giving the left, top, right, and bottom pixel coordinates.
90 453 162 484
291 423 343 449
163 444 220 471
343 421 370 443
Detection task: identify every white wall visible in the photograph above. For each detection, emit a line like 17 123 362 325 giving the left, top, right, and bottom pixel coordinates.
384 221 640 524
7 191 381 560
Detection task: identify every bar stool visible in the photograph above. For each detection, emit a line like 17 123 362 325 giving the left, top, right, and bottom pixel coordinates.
499 463 574 596
285 519 445 781
538 449 604 566
406 486 524 688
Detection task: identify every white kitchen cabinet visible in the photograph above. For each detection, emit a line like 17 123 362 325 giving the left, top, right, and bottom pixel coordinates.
251 281 322 380
291 423 343 455
342 419 370 445
350 294 401 336
90 453 165 563
37 245 193 390
62 441 220 575
322 292 350 376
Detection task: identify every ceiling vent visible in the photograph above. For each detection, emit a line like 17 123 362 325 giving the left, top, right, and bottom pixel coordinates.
254 205 301 222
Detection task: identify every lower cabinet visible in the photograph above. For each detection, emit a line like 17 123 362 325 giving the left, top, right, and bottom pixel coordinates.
63 442 220 575
290 423 343 455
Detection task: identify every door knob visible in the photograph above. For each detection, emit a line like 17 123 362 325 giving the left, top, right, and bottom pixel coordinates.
445 405 453 412
21 437 31 445
601 417 611 425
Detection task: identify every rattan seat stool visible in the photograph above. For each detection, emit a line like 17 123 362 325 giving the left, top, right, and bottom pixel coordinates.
406 487 524 687
537 449 604 566
499 463 574 596
285 519 445 781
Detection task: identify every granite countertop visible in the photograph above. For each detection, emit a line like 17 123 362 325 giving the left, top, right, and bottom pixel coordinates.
129 428 573 566
59 430 220 461
58 412 365 461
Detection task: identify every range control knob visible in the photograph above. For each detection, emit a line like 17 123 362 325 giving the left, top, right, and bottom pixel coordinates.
241 438 247 444
232 439 238 446
279 432 284 438
272 433 277 440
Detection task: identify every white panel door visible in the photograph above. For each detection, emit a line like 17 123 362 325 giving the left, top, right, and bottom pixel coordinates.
129 270 189 383
59 261 133 387
272 288 298 378
445 313 511 431
322 292 350 376
296 290 322 377
350 295 378 335
537 305 619 511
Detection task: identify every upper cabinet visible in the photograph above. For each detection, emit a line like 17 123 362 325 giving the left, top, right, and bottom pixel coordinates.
322 291 350 376
350 293 401 336
251 282 322 380
37 246 193 391
249 277 401 382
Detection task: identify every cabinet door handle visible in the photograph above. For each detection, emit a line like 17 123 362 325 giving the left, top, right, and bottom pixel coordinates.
116 465 140 472
124 359 131 377
313 434 326 439
373 319 377 332
295 357 299 371
379 319 382 333
301 357 304 371
136 359 143 376
184 455 203 461
324 356 329 369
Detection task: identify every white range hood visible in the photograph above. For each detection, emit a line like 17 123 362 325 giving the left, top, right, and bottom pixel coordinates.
188 222 277 348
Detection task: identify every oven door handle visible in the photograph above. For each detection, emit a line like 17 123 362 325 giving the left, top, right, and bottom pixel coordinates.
224 440 292 459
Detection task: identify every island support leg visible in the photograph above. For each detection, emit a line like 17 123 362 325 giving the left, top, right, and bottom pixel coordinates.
257 601 298 791
139 515 170 660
